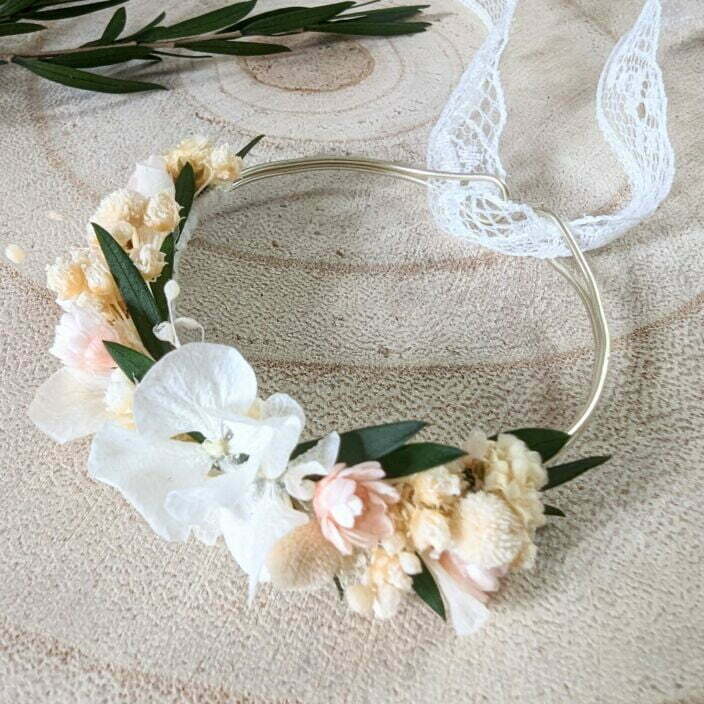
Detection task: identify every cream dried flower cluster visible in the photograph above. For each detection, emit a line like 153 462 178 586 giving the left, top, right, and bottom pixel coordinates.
28 138 610 637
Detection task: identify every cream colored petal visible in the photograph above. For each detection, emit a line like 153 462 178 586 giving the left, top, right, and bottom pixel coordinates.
423 557 491 636
134 343 257 440
29 367 109 443
127 155 174 198
88 422 212 541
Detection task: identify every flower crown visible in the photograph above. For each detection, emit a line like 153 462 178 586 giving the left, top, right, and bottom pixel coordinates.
29 136 611 636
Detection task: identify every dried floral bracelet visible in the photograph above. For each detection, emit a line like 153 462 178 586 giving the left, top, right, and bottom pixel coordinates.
28 136 611 635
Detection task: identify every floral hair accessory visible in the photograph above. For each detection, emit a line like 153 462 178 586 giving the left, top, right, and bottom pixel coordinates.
29 136 614 636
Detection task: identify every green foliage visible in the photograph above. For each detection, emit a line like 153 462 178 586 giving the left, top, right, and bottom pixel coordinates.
12 56 164 92
104 341 154 382
92 223 170 359
544 455 611 490
236 134 264 158
495 427 570 462
3 1 433 93
379 442 465 478
293 420 427 463
412 560 446 620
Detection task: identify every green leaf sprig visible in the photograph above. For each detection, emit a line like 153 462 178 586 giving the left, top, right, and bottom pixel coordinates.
1 0 431 93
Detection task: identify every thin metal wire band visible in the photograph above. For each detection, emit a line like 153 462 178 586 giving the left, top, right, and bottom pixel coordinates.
232 157 610 445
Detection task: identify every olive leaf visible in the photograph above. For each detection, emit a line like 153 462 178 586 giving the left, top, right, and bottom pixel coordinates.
98 6 126 43
174 39 291 56
12 57 165 93
494 427 570 462
544 504 566 517
22 0 127 21
236 133 264 158
93 223 170 359
0 21 43 35
379 442 465 478
103 341 154 382
412 560 446 620
544 455 611 490
150 233 174 321
45 45 153 68
3 1 433 94
292 420 427 463
308 20 429 36
172 161 195 241
140 0 256 41
240 2 355 35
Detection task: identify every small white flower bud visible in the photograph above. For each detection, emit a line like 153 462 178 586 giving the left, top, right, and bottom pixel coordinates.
164 279 180 301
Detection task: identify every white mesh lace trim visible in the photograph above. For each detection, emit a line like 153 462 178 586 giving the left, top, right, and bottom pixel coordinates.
427 0 674 258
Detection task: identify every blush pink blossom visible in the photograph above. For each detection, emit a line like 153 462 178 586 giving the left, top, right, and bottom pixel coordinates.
50 305 119 373
313 462 399 555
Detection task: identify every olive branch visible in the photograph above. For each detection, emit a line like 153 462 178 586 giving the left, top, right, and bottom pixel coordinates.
0 0 431 93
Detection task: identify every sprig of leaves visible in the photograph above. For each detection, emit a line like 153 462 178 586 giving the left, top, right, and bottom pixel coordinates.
2 0 431 93
93 222 171 358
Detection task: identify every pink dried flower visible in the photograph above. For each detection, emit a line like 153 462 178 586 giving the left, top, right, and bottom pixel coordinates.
50 305 119 373
313 462 399 555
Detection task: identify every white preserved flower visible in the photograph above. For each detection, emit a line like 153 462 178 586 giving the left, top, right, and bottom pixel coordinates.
143 191 181 232
408 507 452 558
411 464 462 507
130 242 166 281
453 491 531 570
91 188 147 240
46 255 87 301
164 136 213 191
103 368 135 427
88 342 310 598
83 256 118 298
398 551 422 575
463 430 548 532
347 543 420 621
210 143 243 182
346 584 375 616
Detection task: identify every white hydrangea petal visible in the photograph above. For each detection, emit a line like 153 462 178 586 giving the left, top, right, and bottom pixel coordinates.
88 422 212 541
134 343 257 440
127 155 174 198
261 392 305 425
29 367 109 443
283 460 322 501
291 431 340 473
219 482 309 602
164 466 259 545
218 417 274 471
259 414 304 479
423 557 490 637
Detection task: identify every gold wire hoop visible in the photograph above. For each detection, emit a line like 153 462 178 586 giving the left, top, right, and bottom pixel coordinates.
229 157 610 453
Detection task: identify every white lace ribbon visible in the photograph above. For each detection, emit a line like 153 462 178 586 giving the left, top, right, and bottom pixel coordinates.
427 0 674 258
